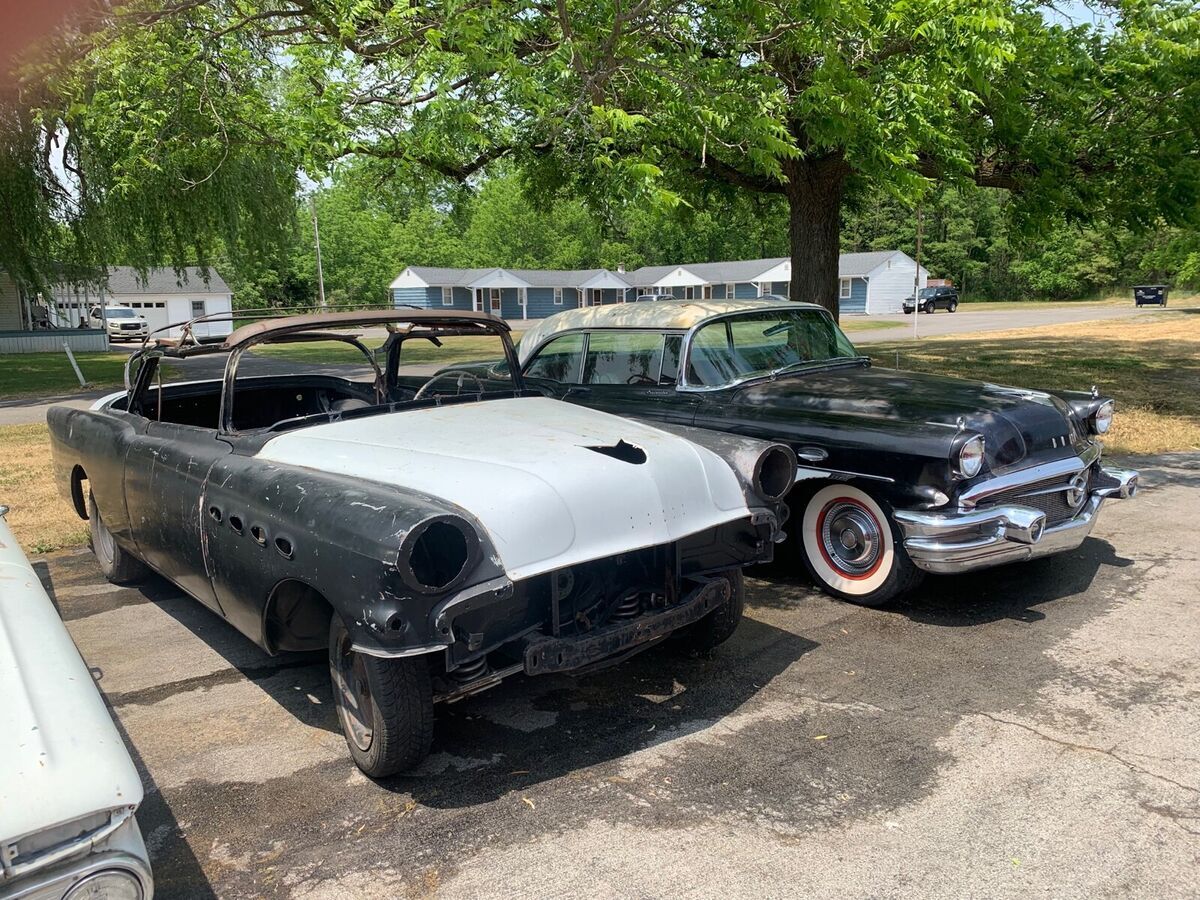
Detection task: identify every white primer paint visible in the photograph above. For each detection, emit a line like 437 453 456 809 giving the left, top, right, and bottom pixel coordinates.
256 397 750 581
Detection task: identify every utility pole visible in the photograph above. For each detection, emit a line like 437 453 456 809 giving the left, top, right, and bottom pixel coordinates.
912 205 923 341
310 194 327 309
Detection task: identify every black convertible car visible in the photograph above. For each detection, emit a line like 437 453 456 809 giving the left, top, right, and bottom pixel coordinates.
456 298 1138 606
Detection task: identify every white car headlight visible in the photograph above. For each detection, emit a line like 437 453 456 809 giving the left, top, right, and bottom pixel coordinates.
64 868 145 900
956 435 985 478
1091 400 1114 435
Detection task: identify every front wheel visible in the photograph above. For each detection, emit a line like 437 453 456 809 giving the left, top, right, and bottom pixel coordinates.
924 301 936 314
795 484 923 607
329 616 434 777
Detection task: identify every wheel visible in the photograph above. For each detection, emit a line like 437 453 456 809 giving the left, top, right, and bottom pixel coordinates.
88 491 149 584
329 615 434 777
924 301 936 314
674 570 745 655
795 484 923 607
948 300 958 312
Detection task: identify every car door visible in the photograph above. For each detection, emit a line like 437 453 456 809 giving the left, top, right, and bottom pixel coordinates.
123 416 231 614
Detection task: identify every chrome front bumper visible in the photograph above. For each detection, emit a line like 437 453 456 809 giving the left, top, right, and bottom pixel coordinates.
893 466 1138 575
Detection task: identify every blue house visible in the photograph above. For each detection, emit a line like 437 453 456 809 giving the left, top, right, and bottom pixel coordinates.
389 266 634 320
389 251 928 320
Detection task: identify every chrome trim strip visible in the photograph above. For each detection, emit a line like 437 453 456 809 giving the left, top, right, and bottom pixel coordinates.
795 465 895 484
958 443 1102 508
350 642 447 660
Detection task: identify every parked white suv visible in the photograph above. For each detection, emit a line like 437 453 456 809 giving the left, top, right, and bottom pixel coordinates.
89 306 148 342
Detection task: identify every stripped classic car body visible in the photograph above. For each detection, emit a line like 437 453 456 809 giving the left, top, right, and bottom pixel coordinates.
0 508 153 900
465 298 1139 606
47 310 793 776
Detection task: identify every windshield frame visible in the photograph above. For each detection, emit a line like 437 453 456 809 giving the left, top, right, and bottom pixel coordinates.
677 307 863 392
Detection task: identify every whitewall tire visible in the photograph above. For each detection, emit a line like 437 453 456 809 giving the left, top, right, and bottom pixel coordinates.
797 484 922 607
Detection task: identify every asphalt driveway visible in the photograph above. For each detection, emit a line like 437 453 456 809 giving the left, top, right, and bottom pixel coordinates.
35 452 1199 899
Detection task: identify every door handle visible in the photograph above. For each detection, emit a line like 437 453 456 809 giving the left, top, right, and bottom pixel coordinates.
796 447 829 463
565 386 591 398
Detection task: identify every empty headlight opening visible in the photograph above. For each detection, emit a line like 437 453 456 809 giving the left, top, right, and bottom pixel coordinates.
401 518 478 593
754 445 797 501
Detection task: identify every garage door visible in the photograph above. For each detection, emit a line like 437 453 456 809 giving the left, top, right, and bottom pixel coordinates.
125 300 170 334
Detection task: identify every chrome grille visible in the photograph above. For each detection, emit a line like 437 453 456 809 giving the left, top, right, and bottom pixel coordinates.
978 467 1093 527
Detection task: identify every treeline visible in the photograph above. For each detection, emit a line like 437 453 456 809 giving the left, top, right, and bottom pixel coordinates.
225 166 1200 309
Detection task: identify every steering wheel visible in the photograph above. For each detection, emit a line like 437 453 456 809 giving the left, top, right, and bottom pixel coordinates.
413 369 486 401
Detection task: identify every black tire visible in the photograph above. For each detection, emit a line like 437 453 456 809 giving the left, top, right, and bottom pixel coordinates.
88 491 149 584
948 299 958 312
924 301 936 314
793 483 923 608
675 570 745 655
329 616 434 777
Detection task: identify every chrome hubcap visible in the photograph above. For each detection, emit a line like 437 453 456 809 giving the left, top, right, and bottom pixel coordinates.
331 632 374 752
821 502 882 576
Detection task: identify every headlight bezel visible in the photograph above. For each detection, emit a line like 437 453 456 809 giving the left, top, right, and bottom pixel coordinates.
1090 400 1115 435
954 434 986 479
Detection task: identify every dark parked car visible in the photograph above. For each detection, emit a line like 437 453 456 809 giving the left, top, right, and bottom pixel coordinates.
48 309 794 776
455 299 1138 607
903 285 959 313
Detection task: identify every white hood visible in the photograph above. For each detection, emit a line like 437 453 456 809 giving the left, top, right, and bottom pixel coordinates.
256 397 751 580
0 516 143 845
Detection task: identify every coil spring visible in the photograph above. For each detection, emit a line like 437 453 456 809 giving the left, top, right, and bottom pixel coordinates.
452 656 489 683
612 592 643 620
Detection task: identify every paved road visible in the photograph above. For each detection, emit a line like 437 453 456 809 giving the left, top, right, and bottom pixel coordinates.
849 303 1179 343
34 452 1199 899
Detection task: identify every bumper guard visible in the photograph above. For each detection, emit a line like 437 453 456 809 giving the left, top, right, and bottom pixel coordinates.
894 466 1138 575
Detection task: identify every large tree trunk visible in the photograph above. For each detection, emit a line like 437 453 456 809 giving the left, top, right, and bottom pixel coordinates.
784 154 849 320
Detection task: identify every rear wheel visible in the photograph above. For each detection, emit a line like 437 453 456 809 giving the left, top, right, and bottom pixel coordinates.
795 484 922 607
88 491 148 584
329 616 434 777
948 299 958 312
675 570 745 655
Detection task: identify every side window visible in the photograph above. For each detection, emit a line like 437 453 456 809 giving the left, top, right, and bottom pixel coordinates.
524 333 585 383
582 332 665 385
660 335 683 385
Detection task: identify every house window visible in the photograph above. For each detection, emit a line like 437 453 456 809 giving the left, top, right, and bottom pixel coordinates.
191 300 206 317
441 286 454 306
839 279 852 300
725 283 735 299
490 288 502 313
553 287 563 306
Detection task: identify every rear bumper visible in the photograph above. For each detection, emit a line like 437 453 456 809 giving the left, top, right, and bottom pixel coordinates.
893 466 1138 575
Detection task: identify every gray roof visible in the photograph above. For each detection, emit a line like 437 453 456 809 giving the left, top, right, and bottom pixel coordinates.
401 266 633 289
626 251 914 286
105 266 231 295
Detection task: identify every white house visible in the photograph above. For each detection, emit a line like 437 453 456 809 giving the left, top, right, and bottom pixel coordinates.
51 267 235 340
390 266 635 320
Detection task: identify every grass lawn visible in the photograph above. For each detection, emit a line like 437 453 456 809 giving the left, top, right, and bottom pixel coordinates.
0 352 129 399
868 310 1200 456
839 318 897 333
958 293 1199 312
0 423 88 554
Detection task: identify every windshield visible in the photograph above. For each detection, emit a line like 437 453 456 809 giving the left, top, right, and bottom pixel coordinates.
685 310 860 388
105 308 139 319
917 288 939 298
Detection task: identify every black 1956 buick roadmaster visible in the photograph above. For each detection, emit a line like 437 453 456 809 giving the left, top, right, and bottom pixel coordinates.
457 297 1139 607
48 309 795 777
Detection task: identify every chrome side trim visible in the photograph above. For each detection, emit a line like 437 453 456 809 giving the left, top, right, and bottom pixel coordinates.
795 465 895 484
350 642 447 660
958 443 1102 508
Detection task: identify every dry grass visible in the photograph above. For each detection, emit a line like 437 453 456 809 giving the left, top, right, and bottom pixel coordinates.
869 310 1200 456
0 423 88 554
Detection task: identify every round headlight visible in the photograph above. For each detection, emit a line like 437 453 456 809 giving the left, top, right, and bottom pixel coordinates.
1091 400 1114 435
64 868 144 900
956 435 985 478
